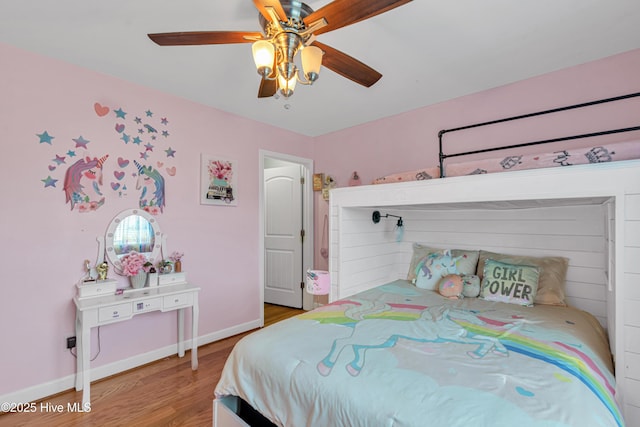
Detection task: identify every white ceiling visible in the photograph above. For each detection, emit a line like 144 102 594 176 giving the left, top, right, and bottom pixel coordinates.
2 1 639 137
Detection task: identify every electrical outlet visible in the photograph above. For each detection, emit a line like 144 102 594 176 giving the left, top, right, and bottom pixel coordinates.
66 336 76 349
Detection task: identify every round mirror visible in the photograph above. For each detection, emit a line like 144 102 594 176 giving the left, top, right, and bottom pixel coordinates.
105 209 162 273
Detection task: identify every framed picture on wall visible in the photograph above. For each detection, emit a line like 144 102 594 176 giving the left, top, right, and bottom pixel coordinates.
200 154 238 206
313 173 324 191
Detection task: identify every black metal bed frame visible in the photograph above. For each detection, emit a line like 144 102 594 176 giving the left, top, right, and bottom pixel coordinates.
437 92 640 178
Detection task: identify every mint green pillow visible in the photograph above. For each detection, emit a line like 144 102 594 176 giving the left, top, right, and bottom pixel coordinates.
481 259 539 306
407 243 479 281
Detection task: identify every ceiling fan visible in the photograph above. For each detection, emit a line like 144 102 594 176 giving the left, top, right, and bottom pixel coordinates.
148 0 412 98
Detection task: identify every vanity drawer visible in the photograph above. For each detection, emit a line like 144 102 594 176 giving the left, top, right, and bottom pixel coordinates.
133 297 162 314
98 303 133 322
163 293 193 309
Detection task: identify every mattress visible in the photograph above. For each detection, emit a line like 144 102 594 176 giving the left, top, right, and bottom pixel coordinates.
373 139 640 184
214 280 622 426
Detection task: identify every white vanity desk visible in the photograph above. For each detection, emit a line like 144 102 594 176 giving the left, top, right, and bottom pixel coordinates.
74 208 200 406
73 282 200 406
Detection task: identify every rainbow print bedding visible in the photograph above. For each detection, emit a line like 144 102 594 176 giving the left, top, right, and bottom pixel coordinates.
214 280 623 426
372 139 640 184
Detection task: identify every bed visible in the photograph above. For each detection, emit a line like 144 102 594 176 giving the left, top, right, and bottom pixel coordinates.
373 92 640 184
372 139 640 184
215 279 622 426
213 93 640 426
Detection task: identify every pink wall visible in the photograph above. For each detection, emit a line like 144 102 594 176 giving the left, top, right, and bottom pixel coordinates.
312 48 640 270
0 42 313 396
2 40 639 399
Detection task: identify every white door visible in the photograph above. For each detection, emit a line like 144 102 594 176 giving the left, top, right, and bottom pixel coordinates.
264 165 303 308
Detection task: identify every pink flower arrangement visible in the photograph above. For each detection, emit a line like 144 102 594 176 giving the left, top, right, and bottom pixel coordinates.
120 251 153 276
169 251 184 262
208 160 233 182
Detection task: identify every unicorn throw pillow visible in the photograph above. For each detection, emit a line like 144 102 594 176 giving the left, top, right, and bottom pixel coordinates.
415 250 461 290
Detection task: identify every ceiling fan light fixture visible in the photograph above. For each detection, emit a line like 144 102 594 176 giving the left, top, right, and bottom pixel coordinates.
278 72 297 98
252 40 275 77
301 45 323 83
147 0 414 100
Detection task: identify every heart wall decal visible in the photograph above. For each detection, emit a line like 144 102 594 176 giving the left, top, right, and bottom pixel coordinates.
114 171 125 180
166 166 176 176
117 157 130 168
115 124 125 133
111 182 120 191
94 103 110 117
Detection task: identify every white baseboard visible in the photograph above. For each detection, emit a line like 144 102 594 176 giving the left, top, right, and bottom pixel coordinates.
0 319 261 406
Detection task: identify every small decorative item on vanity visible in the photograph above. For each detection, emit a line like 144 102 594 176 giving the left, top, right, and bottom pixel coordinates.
158 254 187 286
120 251 153 289
96 262 109 280
129 271 147 289
158 259 173 274
147 267 158 287
169 251 184 273
84 259 98 282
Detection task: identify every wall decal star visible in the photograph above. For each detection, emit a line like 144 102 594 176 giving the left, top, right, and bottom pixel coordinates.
37 131 54 144
145 109 153 117
134 117 142 124
165 147 176 157
121 133 130 144
66 150 76 157
114 108 127 119
73 136 90 149
132 136 142 145
162 130 170 138
139 151 149 160
161 117 169 125
41 176 58 187
144 142 154 152
52 154 66 165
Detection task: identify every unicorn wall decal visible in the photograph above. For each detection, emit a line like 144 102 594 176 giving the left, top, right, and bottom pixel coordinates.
63 155 108 212
134 160 165 215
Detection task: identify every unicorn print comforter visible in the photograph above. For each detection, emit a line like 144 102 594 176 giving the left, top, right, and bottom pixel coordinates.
214 280 622 426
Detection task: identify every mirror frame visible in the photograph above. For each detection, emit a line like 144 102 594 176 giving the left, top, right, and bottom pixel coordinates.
104 208 162 274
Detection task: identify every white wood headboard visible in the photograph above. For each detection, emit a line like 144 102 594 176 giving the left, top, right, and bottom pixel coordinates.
329 159 640 422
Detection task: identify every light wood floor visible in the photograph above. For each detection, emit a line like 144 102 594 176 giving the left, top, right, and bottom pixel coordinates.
0 304 304 427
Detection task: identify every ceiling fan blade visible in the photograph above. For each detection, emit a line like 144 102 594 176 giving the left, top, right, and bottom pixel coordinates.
253 0 288 22
148 31 263 46
312 41 382 88
258 78 278 98
304 0 412 35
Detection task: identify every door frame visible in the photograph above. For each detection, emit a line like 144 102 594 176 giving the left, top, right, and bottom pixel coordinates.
259 150 314 325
